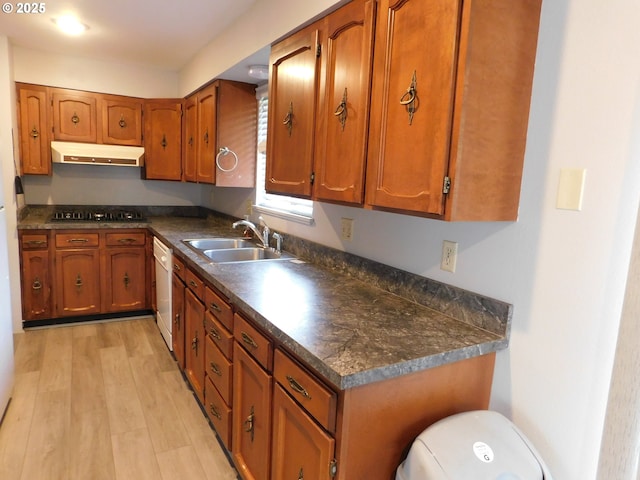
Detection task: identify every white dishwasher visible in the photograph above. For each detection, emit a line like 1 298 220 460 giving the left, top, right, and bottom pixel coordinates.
153 237 173 350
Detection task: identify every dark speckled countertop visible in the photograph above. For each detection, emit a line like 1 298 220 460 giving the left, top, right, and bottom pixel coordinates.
18 206 510 390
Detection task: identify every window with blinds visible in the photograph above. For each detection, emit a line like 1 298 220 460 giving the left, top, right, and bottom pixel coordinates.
254 87 314 224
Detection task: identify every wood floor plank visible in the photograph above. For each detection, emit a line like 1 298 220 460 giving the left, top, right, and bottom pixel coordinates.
129 354 191 454
111 428 162 480
95 321 123 348
38 327 73 393
13 329 47 374
71 335 107 414
71 323 98 338
0 371 40 480
69 406 115 480
19 388 71 480
139 316 177 372
100 345 147 434
156 445 208 479
117 319 154 358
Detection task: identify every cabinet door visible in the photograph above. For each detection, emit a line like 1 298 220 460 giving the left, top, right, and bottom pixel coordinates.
196 83 217 184
215 80 257 188
101 96 143 146
365 0 462 215
52 89 98 142
185 288 205 403
172 273 186 370
182 94 198 182
17 84 50 175
271 385 335 480
314 0 376 205
266 23 321 198
20 249 52 320
143 99 183 181
233 343 273 480
55 249 101 316
102 247 147 312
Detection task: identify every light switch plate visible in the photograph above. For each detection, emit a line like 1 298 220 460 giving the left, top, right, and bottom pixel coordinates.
556 168 586 211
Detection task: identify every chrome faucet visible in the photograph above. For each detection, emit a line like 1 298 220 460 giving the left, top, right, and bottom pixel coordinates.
271 232 283 254
232 216 270 248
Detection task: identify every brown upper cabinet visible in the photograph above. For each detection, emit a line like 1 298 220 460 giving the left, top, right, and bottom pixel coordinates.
267 0 542 221
143 99 183 181
100 96 143 146
183 79 257 187
51 88 98 143
16 83 51 175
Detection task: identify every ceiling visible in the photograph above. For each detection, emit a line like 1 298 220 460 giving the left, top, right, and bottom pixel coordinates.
0 0 268 76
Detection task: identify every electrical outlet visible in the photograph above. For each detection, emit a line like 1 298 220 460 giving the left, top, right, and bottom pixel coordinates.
341 218 354 241
441 240 458 273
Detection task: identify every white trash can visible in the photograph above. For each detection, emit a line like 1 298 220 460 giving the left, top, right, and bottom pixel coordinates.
396 410 553 480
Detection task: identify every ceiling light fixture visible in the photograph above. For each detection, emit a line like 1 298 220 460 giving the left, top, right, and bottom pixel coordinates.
248 65 269 80
53 15 88 36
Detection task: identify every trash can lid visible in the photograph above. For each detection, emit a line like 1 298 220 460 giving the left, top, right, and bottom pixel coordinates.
398 411 544 480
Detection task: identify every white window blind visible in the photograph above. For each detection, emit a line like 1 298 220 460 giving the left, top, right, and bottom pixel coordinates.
254 87 314 224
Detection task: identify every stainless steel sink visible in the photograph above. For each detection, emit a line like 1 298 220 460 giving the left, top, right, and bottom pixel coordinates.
202 247 295 263
183 238 255 250
182 237 295 264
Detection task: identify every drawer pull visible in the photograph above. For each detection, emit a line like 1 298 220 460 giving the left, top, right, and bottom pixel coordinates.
209 403 222 420
32 278 42 291
244 406 255 442
117 238 137 244
241 331 258 350
189 280 198 288
67 238 89 243
173 264 181 272
209 302 221 312
209 362 222 377
286 375 312 400
25 240 46 246
209 327 221 340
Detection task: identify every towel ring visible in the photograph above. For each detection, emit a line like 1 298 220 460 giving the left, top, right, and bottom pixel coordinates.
216 147 239 172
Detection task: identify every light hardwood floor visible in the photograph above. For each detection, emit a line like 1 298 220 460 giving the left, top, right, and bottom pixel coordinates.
0 316 239 480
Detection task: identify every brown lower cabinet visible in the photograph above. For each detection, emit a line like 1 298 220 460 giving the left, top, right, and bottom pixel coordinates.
18 229 150 323
170 256 496 480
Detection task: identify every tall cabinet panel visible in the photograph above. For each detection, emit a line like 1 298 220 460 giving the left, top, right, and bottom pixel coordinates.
365 0 462 216
314 0 376 205
266 23 321 198
143 99 183 181
196 83 217 184
17 83 51 175
182 94 198 182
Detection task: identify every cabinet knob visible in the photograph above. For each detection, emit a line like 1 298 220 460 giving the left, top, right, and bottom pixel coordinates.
71 112 80 125
30 126 40 139
118 114 127 128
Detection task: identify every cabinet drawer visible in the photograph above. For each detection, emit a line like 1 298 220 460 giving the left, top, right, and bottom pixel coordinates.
274 349 337 433
205 335 233 405
21 233 48 249
234 313 272 371
172 255 185 281
105 231 146 246
185 268 205 300
205 286 233 331
55 232 99 248
205 311 234 360
205 377 232 450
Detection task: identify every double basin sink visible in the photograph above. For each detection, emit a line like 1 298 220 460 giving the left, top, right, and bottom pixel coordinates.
183 238 295 264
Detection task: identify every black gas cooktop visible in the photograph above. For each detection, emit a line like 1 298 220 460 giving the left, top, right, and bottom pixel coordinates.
49 208 147 223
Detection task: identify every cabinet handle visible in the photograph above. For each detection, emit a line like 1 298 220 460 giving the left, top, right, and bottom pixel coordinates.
209 327 221 340
161 134 167 149
298 467 304 480
209 301 221 312
75 274 83 288
173 264 181 272
117 238 137 244
241 331 258 350
30 126 39 139
32 277 42 291
209 362 222 377
67 238 89 243
25 240 46 246
204 129 209 145
123 272 130 289
188 136 194 147
191 331 199 354
286 375 312 400
174 313 180 328
399 70 418 125
209 403 222 420
118 114 126 128
244 406 255 442
282 101 293 136
71 112 80 125
333 87 348 131
189 280 199 289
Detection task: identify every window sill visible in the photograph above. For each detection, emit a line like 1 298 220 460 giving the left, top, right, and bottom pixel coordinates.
253 204 315 226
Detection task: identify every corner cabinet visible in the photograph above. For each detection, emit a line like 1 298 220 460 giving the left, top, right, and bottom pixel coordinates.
143 99 183 181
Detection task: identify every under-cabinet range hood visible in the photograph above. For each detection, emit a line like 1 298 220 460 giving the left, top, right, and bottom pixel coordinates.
51 141 144 167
